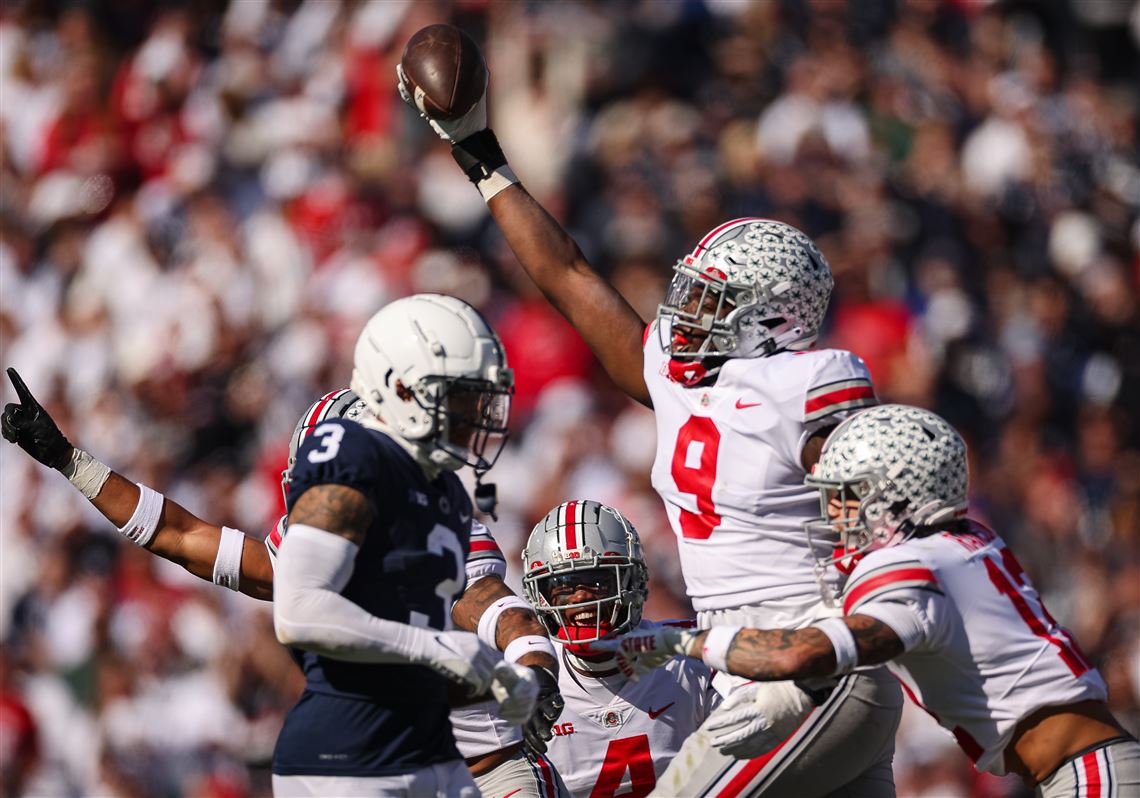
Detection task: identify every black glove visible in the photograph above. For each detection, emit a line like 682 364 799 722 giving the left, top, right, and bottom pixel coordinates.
522 665 564 755
2 368 73 469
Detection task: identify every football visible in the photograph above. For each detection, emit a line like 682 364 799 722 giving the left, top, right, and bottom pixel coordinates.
400 24 487 121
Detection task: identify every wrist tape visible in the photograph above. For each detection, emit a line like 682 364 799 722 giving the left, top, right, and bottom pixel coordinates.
212 526 246 592
504 634 557 664
701 625 743 672
812 617 859 675
118 484 163 547
61 449 112 499
450 129 518 201
476 595 532 648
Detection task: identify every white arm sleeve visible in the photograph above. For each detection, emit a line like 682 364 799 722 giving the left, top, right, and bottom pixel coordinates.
273 523 439 663
854 596 939 653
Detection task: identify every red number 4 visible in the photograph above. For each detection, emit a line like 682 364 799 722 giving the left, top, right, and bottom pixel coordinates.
590 735 656 798
670 416 722 539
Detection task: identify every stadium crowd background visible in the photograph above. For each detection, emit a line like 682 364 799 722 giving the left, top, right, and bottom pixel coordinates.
0 0 1137 795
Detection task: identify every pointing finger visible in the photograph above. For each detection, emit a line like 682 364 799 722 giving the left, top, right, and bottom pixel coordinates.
6 368 37 409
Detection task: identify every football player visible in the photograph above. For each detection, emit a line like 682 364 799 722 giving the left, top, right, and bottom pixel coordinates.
607 405 1140 797
1 294 566 797
521 500 721 798
400 64 901 795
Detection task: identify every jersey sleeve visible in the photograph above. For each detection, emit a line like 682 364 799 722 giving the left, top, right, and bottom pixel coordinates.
465 520 507 584
286 420 393 515
800 350 877 437
842 548 950 652
264 514 287 563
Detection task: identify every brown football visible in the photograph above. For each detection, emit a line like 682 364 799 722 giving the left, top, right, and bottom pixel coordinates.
400 24 487 121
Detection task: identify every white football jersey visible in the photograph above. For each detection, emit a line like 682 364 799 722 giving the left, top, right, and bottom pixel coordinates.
644 323 877 622
545 622 720 798
846 522 1107 775
266 517 523 759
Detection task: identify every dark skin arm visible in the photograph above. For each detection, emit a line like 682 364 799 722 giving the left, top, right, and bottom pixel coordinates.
286 483 372 545
486 186 652 407
89 471 275 600
451 574 558 673
685 615 905 680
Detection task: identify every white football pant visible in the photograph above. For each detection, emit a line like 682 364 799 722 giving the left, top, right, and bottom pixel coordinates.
272 759 479 797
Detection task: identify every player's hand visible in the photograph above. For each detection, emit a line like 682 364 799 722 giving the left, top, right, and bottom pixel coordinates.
2 368 73 469
422 630 501 697
704 680 816 759
489 661 539 725
522 665 564 754
396 63 487 143
597 626 696 680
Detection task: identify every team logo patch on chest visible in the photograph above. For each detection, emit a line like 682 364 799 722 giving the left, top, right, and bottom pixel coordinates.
583 706 629 731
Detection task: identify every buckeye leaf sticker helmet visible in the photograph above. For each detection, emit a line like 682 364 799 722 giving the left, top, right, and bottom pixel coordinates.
523 500 648 655
805 404 969 576
658 219 834 373
281 389 367 504
350 293 513 473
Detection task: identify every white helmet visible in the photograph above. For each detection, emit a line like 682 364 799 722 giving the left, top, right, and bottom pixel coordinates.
522 500 648 656
281 389 367 503
657 218 833 383
805 404 969 575
350 293 513 473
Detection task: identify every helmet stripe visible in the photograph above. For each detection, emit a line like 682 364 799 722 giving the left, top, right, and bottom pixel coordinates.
691 217 770 256
303 390 345 436
564 500 578 549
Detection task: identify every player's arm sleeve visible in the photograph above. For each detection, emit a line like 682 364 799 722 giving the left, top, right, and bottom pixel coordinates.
464 519 508 584
273 522 447 662
797 350 878 455
843 554 949 653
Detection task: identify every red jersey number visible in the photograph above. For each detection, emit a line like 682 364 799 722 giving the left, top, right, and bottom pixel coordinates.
590 734 656 798
670 416 722 540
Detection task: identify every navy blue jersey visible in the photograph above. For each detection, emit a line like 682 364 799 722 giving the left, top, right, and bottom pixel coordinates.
272 419 473 777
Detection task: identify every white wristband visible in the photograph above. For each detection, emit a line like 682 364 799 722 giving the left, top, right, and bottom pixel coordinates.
212 526 246 592
812 617 859 675
60 448 112 499
477 166 518 201
117 484 163 547
476 595 532 648
701 625 743 672
504 634 556 664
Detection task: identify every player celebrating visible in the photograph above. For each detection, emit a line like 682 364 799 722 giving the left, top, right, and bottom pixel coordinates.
1 294 564 797
399 46 900 796
521 500 721 798
608 405 1140 796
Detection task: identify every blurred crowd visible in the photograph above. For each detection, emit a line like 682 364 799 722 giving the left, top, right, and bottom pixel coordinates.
1 0 1138 796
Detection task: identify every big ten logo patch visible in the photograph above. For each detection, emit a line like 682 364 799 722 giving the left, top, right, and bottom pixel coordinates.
551 722 575 737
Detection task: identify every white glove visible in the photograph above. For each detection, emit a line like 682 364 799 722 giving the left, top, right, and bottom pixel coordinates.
596 626 697 680
396 63 487 143
489 661 539 725
419 630 501 697
704 680 816 759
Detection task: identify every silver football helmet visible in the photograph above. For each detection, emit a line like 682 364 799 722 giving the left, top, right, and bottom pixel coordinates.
350 294 513 473
522 500 648 655
657 219 833 382
281 389 367 503
805 404 969 575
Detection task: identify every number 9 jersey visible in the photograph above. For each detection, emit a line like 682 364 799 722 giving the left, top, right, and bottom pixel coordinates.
272 418 474 778
643 323 877 624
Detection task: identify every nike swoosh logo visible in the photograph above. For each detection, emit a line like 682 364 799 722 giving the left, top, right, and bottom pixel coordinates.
647 701 675 719
735 398 763 409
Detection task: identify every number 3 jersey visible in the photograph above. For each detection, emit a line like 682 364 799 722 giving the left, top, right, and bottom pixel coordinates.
844 522 1107 775
643 323 877 623
271 418 475 777
544 622 720 798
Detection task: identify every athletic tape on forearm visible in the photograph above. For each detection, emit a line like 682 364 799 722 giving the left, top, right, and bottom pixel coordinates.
504 634 557 664
811 616 858 675
60 448 111 499
212 526 245 592
702 625 743 672
477 166 518 201
476 595 532 648
117 484 163 547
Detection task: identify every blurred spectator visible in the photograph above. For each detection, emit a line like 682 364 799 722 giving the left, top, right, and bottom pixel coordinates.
2 1 1137 795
